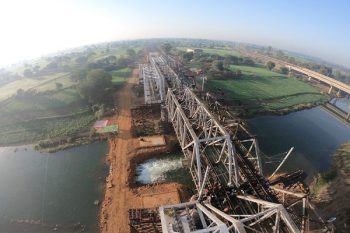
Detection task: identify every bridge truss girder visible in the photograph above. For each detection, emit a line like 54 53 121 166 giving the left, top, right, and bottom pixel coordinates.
159 196 301 233
166 87 239 189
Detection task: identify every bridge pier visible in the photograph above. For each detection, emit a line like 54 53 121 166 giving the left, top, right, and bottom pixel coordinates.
308 76 312 81
336 89 341 97
328 86 333 94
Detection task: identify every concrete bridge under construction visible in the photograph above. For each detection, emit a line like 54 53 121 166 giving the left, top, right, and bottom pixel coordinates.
134 52 333 233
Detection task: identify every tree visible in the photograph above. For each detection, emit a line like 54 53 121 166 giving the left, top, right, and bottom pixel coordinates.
183 52 194 62
234 69 242 77
75 56 88 65
107 55 117 64
77 69 112 104
213 61 224 71
243 57 255 66
23 68 33 77
267 61 276 70
16 88 25 97
71 69 87 81
280 67 289 74
55 82 63 90
162 43 172 54
126 49 136 57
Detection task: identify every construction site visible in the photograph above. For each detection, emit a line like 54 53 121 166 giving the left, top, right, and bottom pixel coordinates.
100 51 336 233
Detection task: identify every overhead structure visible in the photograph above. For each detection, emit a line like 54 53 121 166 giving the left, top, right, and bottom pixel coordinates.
135 52 332 233
166 87 238 188
139 52 167 104
160 196 301 233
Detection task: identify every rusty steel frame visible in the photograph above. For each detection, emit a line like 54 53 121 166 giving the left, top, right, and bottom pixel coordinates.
166 87 239 188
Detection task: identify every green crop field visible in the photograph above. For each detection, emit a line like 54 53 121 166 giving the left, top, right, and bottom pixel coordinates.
35 74 76 92
206 65 327 114
90 47 141 62
0 72 70 101
111 67 132 86
0 111 95 146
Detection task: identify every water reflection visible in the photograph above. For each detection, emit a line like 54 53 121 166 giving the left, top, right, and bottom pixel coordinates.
249 107 350 180
0 143 108 232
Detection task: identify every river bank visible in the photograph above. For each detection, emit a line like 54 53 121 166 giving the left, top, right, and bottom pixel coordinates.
239 98 328 118
310 142 350 232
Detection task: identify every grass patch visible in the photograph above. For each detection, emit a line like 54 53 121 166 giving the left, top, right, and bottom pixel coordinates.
310 169 337 196
206 65 327 114
110 67 131 86
1 88 85 118
0 111 95 146
0 73 69 101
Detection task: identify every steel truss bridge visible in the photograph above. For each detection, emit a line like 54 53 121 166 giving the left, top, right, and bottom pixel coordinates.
138 52 332 233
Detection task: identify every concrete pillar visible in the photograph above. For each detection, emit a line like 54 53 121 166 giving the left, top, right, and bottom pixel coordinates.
336 90 341 97
328 86 333 94
308 76 312 81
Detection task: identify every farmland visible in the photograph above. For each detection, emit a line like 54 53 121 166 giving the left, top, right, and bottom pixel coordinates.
0 44 134 149
206 65 328 116
111 67 132 86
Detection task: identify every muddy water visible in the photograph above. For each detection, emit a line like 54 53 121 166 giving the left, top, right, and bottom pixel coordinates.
0 142 108 233
248 107 350 179
135 153 192 186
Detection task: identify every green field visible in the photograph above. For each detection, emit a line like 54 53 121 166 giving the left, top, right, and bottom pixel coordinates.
0 72 70 101
0 111 95 146
0 44 139 148
177 47 242 57
89 47 141 62
206 65 327 115
2 88 84 114
111 67 132 86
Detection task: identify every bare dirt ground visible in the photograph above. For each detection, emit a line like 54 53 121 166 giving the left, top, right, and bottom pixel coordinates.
99 69 186 233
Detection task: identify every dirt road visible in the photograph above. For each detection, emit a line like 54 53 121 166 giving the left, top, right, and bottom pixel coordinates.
100 69 184 233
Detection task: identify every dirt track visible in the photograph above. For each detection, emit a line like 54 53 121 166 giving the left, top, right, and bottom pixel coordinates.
99 69 184 233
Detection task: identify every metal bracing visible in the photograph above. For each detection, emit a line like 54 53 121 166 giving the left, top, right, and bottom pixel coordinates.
166 87 239 188
142 52 330 233
272 187 332 233
139 52 166 104
159 202 230 233
203 92 263 177
159 198 301 233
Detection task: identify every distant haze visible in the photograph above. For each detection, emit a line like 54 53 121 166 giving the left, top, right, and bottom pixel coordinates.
1 0 349 68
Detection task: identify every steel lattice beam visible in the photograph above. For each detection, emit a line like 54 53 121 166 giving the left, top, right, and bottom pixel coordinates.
166 87 239 188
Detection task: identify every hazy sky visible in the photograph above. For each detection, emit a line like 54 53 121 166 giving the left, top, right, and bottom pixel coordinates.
0 0 349 68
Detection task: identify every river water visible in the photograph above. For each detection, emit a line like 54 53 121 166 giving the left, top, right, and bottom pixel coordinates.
0 142 108 233
136 106 350 186
248 107 350 178
1 106 350 232
331 97 350 112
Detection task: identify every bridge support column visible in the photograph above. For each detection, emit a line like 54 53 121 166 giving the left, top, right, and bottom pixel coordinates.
336 90 341 97
328 86 333 94
308 76 312 81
